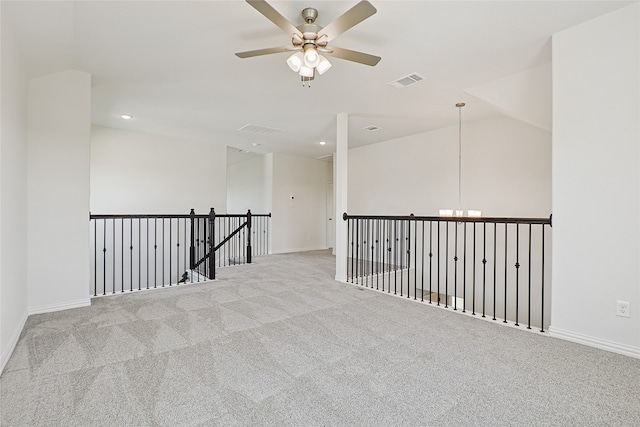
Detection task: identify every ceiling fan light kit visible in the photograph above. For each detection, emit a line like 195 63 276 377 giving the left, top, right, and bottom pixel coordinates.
299 65 314 78
236 0 381 87
286 52 304 72
316 56 332 75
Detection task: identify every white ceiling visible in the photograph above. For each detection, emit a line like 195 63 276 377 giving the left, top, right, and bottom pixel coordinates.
3 0 633 160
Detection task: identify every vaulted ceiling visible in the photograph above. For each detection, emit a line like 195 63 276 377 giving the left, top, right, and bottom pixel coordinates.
3 1 633 160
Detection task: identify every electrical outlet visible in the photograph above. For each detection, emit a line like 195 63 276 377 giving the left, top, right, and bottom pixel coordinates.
616 300 631 318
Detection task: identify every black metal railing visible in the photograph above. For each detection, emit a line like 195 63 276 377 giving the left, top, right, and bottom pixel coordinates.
89 209 270 296
343 213 552 332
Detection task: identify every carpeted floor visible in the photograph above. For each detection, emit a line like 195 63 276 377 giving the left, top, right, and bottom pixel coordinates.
1 250 639 426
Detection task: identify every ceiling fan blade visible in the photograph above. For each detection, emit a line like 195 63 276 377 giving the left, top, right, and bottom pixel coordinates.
319 1 377 42
235 46 291 58
324 46 381 66
246 0 302 37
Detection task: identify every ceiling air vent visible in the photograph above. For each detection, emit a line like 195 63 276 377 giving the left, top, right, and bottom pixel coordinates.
237 124 286 136
388 72 425 89
364 125 381 131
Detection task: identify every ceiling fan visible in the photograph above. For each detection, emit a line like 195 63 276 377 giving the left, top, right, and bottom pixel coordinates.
235 0 381 85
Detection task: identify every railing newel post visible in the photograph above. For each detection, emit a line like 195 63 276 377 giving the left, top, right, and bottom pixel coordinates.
247 209 252 264
209 208 216 280
189 209 195 272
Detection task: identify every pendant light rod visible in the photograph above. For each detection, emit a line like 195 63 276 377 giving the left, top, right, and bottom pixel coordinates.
456 102 465 213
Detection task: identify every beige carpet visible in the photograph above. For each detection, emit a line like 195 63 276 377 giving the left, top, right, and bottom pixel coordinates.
1 250 639 426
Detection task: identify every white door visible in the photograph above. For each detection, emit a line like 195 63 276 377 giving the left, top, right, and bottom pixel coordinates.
326 182 334 249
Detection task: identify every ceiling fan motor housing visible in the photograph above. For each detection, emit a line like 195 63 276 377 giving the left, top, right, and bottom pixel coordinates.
301 7 318 23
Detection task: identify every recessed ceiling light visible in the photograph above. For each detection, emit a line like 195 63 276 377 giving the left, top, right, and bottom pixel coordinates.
252 143 260 147
120 114 133 120
364 125 381 131
319 141 327 145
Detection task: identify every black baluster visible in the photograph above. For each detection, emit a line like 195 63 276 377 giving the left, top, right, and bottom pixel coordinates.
541 225 546 332
196 215 200 281
472 222 476 315
356 218 360 284
482 222 487 318
382 219 386 292
129 217 133 292
120 217 125 293
247 210 252 264
421 221 425 302
429 221 433 303
348 217 353 282
436 220 440 305
444 220 449 308
387 219 392 292
103 219 107 296
413 218 417 300
137 218 140 291
515 224 520 326
176 218 180 285
154 218 158 288
93 219 97 297
364 219 368 286
528 224 532 330
394 220 398 295
454 221 458 310
493 223 497 321
376 219 380 290
504 223 508 323
371 219 375 289
399 220 404 296
146 218 150 290
113 218 116 294
462 222 466 313
162 218 165 287
407 218 412 299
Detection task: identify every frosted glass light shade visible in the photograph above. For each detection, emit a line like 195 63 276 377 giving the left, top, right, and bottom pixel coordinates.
439 209 453 216
299 65 314 78
287 52 304 72
316 56 332 75
467 210 482 217
304 47 320 68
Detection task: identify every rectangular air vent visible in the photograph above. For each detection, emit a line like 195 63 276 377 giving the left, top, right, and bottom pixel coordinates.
388 72 425 89
237 123 286 135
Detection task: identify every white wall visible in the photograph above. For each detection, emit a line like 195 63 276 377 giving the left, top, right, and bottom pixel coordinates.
227 154 269 213
270 153 332 253
551 4 640 356
349 116 552 218
90 126 227 214
27 70 92 313
0 10 29 373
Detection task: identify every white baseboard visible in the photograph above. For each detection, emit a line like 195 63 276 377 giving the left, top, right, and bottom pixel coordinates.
28 298 91 315
272 246 330 254
549 326 640 359
0 312 28 375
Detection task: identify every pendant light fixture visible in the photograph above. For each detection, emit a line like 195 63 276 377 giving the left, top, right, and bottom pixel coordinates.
439 102 481 217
